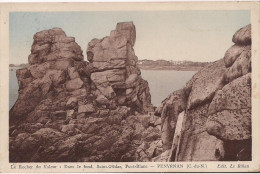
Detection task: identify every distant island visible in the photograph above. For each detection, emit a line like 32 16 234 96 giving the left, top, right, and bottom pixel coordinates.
137 59 211 71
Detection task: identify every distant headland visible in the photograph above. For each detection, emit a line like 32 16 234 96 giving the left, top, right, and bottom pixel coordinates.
137 59 210 71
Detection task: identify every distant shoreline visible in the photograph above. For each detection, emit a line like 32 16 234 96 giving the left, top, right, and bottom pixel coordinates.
138 65 203 71
9 65 28 70
10 65 204 72
137 59 209 71
9 67 23 71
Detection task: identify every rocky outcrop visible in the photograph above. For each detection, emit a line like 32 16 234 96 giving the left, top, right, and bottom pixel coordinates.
87 22 153 113
9 22 160 162
156 24 251 161
10 28 85 124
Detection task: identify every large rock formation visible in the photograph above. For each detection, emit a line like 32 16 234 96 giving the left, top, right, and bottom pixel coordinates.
87 22 153 113
155 24 251 161
9 22 161 162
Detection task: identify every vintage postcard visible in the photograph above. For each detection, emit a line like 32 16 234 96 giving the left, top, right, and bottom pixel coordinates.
0 2 260 173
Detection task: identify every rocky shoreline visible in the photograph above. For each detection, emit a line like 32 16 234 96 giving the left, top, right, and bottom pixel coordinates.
9 23 251 162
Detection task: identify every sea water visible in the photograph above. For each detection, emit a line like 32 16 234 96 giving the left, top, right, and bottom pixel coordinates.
140 70 197 106
9 69 19 109
9 69 197 109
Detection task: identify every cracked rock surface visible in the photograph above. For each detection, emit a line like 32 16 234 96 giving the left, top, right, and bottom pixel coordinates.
156 24 252 161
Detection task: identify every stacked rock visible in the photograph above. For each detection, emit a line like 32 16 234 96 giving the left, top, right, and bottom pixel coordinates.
10 28 87 124
155 24 251 161
87 22 153 113
9 23 160 162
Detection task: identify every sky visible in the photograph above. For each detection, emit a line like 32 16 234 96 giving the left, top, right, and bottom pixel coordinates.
9 11 250 64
